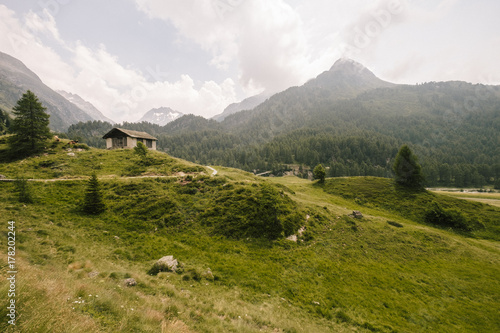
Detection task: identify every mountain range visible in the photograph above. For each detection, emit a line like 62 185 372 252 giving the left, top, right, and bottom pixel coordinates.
0 51 97 131
57 90 114 124
138 107 183 126
5 49 499 187
153 58 500 186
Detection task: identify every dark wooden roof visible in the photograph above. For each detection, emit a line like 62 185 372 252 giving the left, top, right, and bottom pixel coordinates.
102 128 158 140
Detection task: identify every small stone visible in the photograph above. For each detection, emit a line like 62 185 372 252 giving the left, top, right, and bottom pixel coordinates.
353 210 363 219
124 278 137 287
87 271 99 278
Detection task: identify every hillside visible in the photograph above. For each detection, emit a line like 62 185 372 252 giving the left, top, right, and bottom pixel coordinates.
0 52 95 131
0 139 499 332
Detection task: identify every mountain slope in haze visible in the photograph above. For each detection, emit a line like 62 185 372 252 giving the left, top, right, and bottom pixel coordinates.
0 51 94 131
305 58 394 93
138 107 183 126
212 92 271 122
58 90 115 124
221 58 395 136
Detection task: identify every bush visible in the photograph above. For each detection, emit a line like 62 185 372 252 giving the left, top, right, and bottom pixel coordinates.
424 203 471 231
201 183 301 240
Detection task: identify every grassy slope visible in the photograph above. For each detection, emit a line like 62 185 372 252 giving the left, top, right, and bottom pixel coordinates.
0 142 499 332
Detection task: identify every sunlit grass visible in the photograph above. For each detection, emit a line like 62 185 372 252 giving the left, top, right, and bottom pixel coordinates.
0 142 499 332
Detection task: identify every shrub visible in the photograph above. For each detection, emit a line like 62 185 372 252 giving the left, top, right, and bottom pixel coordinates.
313 164 326 183
202 183 301 240
424 202 471 231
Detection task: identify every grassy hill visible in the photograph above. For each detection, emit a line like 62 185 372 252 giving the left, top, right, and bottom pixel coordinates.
0 140 499 332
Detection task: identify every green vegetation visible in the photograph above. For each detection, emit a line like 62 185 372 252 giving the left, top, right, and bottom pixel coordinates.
8 90 51 156
83 173 106 215
202 182 302 240
0 108 11 134
393 144 424 189
313 163 326 183
0 139 499 332
322 177 499 240
14 177 34 204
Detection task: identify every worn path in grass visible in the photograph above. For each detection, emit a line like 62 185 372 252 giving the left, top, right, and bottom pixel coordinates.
0 166 217 182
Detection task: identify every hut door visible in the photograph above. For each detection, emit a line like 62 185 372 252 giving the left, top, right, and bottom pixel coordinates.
112 137 125 148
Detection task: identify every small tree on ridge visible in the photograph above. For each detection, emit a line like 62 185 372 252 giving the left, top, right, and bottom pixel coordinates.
393 145 424 189
313 164 326 183
83 173 105 215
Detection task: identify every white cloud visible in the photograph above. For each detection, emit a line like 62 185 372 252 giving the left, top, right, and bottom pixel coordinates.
134 0 322 93
0 4 239 122
24 9 64 43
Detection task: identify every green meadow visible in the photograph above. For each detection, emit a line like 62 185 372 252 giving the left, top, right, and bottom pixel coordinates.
0 140 499 332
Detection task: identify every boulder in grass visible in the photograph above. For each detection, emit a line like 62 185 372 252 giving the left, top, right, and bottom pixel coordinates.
124 278 137 287
353 210 363 219
148 255 178 275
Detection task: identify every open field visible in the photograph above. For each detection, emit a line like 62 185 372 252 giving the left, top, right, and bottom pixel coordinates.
432 190 500 208
1 143 499 332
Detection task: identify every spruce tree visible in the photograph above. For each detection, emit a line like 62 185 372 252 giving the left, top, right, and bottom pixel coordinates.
15 177 33 204
9 90 51 155
83 173 105 215
393 145 425 189
0 109 11 134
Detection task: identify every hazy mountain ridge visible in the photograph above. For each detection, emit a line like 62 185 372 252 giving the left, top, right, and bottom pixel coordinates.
0 51 95 131
58 90 115 124
212 92 271 122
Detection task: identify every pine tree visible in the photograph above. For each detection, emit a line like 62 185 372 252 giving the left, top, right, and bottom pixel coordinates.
9 90 51 155
0 109 11 134
83 173 105 215
393 145 425 189
15 177 33 204
313 164 326 183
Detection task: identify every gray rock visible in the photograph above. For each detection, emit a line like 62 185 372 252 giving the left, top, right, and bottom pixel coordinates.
203 269 214 281
353 210 363 219
124 278 137 287
153 255 178 273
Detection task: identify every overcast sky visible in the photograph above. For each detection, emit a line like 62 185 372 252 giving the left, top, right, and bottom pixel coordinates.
0 0 499 122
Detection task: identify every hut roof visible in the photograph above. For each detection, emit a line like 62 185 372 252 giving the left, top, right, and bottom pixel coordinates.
102 128 157 140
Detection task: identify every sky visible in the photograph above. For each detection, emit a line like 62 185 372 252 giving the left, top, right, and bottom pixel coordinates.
0 0 499 122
